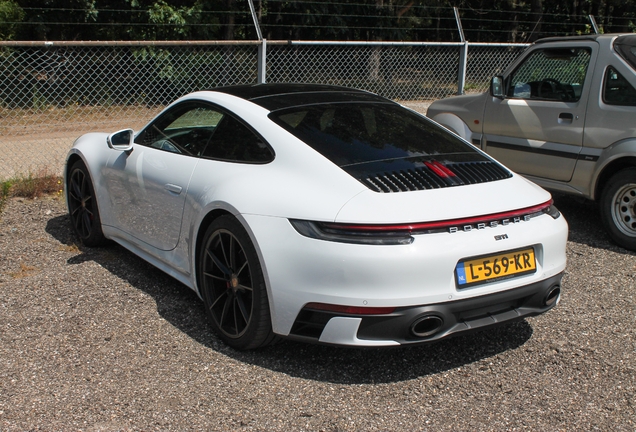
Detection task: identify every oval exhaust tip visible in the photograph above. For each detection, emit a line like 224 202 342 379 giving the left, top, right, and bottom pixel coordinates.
544 285 561 307
411 315 444 338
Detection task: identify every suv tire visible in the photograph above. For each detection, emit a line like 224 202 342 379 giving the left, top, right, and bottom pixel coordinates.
600 167 636 250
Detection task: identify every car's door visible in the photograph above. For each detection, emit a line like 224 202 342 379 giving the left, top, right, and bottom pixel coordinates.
483 43 597 182
103 102 224 251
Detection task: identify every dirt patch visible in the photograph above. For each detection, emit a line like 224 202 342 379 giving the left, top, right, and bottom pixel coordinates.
1 105 162 179
0 101 432 180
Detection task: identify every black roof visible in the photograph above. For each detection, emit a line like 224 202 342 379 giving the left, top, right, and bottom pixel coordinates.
212 83 394 111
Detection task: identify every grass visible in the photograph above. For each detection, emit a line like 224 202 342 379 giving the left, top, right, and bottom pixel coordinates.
0 169 64 215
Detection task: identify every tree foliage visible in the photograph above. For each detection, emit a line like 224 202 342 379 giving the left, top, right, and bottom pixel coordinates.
3 0 635 42
0 0 26 40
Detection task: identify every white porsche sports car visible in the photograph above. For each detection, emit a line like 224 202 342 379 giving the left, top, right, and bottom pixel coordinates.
65 84 567 350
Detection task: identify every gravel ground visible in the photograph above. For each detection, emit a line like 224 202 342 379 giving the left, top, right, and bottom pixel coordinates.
0 194 634 431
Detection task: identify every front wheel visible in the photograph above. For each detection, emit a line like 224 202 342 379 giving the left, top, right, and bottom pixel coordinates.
66 160 106 246
600 168 636 251
198 216 276 350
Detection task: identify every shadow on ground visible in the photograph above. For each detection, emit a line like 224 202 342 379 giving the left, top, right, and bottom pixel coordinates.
50 203 617 384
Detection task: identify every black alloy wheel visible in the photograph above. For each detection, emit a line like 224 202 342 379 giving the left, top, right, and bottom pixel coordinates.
199 216 275 350
67 160 106 246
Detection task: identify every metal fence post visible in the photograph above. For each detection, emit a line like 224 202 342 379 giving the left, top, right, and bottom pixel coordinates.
453 7 467 95
589 15 600 34
457 43 468 95
248 0 266 84
258 39 267 84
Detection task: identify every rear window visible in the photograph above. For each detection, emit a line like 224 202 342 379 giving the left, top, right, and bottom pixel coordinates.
269 103 474 167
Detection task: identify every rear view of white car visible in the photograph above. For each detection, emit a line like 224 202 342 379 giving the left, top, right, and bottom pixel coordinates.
65 84 567 349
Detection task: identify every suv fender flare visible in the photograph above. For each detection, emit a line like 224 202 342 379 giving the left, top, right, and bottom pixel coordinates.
591 138 636 200
429 113 474 143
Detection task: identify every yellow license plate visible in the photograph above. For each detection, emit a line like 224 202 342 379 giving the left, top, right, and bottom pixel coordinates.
455 248 536 287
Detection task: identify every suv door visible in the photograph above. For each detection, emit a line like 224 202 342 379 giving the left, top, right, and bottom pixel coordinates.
483 42 597 182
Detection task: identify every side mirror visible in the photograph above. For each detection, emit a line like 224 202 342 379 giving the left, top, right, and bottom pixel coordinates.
107 129 134 153
490 76 505 99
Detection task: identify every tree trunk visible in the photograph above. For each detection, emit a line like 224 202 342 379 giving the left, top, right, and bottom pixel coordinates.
223 0 235 40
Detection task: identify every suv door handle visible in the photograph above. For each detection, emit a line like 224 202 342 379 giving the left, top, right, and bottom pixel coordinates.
558 112 574 124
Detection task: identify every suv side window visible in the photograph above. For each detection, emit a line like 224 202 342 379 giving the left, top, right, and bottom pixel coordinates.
603 66 636 106
507 48 591 102
201 114 274 163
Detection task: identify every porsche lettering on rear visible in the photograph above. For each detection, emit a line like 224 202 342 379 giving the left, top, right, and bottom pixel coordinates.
448 216 529 233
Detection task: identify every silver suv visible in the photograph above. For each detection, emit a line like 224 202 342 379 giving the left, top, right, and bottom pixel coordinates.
428 34 636 251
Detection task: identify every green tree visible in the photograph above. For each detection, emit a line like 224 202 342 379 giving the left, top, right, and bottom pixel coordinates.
0 0 25 40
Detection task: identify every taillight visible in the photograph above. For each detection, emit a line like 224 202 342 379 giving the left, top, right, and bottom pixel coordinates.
289 219 414 245
290 199 558 245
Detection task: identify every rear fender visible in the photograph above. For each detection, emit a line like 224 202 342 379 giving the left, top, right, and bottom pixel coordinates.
591 138 636 200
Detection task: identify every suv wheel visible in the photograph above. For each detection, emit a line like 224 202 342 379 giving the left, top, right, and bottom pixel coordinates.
600 168 636 251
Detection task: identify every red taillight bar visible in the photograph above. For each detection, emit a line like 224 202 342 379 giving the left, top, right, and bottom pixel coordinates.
305 303 396 315
322 200 554 233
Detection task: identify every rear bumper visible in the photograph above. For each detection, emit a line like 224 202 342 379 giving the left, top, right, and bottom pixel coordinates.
287 272 563 347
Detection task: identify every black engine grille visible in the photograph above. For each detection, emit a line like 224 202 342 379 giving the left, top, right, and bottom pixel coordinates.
359 161 512 193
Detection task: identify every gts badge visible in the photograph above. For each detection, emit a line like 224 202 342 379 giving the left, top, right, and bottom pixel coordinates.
494 234 509 241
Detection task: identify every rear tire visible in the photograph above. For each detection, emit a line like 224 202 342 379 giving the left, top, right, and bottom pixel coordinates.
198 216 276 350
66 160 106 247
600 167 636 251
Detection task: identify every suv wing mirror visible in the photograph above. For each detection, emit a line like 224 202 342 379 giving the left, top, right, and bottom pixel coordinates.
107 128 134 153
490 76 505 99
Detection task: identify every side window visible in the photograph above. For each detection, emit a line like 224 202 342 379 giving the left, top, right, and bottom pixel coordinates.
603 66 636 106
201 115 274 163
507 48 591 102
136 103 224 156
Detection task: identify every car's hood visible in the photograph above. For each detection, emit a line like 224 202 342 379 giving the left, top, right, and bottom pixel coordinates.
427 92 488 119
335 173 551 224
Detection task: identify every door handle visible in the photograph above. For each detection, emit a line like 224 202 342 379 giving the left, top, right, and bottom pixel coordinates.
558 112 574 124
164 184 183 195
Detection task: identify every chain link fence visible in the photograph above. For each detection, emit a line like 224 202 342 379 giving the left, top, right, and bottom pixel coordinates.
267 42 463 100
0 40 527 180
464 44 529 91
